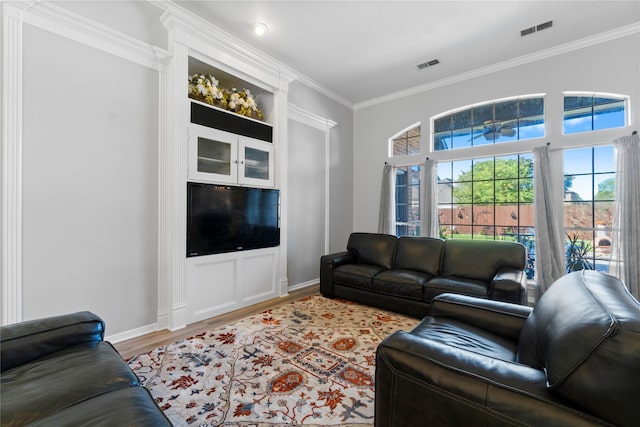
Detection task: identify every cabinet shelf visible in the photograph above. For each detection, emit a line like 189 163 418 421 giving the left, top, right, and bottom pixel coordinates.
197 156 227 164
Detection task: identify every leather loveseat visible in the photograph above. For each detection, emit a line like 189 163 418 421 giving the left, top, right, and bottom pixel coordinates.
320 232 528 317
375 270 640 427
1 311 172 426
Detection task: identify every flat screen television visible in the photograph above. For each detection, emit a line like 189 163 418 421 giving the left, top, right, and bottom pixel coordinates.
187 182 280 257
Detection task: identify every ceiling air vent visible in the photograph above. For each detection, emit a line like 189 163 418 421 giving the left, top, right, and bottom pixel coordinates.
417 59 440 70
521 20 553 37
520 26 536 37
537 20 553 31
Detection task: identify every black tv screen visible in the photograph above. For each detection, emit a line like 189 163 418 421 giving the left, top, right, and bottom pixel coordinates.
187 182 280 257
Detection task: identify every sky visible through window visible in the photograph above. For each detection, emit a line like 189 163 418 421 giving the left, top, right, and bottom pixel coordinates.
563 95 626 134
433 97 545 150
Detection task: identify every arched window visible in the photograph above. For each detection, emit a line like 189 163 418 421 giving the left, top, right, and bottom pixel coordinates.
432 95 545 151
390 124 421 157
390 91 629 284
563 92 627 134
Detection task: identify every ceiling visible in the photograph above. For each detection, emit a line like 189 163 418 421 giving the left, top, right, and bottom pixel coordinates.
176 1 640 107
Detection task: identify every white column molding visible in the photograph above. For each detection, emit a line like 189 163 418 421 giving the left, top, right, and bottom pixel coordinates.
287 104 337 254
163 31 190 331
2 3 25 325
274 88 290 296
156 62 170 329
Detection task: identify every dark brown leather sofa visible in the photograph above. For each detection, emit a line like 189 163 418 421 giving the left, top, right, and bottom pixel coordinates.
375 270 640 427
1 311 172 426
320 232 528 317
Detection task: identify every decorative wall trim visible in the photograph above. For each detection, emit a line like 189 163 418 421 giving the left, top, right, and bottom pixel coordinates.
287 104 337 256
2 3 24 325
1 0 171 326
20 1 171 70
156 60 170 330
288 104 338 131
355 22 640 110
163 28 190 330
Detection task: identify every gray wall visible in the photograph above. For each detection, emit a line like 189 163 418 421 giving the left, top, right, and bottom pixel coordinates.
288 81 354 253
353 34 640 232
287 121 326 286
21 25 159 334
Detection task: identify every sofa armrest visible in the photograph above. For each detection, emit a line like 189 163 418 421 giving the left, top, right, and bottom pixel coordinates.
375 332 604 427
320 251 356 297
430 293 532 342
490 267 528 305
1 311 105 372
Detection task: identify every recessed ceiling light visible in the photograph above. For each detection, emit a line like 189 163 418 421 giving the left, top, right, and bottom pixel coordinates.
254 22 269 36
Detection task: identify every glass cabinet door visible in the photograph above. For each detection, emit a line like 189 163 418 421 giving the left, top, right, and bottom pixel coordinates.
197 136 231 175
188 124 237 183
188 124 274 187
239 137 274 187
243 146 269 180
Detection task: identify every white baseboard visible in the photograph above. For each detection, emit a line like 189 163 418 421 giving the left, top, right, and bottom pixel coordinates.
106 281 319 343
287 279 319 292
106 322 160 344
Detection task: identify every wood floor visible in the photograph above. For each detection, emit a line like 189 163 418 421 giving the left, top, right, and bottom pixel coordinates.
114 285 320 360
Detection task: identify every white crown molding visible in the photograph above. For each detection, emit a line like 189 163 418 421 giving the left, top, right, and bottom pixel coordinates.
288 103 337 130
153 1 352 108
20 1 171 70
355 22 640 110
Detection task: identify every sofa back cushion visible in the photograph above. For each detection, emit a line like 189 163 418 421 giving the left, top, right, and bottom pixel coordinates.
441 239 526 282
347 232 397 269
394 237 444 276
517 271 640 427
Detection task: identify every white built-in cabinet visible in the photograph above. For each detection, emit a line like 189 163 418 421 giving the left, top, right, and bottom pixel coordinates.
183 54 283 325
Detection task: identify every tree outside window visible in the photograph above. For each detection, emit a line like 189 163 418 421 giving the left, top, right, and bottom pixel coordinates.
437 154 535 278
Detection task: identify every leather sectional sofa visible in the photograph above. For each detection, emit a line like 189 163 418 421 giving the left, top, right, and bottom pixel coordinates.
375 270 640 427
1 311 172 426
320 232 528 317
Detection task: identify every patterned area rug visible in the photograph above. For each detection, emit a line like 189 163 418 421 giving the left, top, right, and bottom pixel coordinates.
128 295 418 426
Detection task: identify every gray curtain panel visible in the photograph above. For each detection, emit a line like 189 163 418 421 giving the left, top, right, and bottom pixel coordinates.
420 158 439 238
533 145 565 299
378 163 395 234
610 134 640 299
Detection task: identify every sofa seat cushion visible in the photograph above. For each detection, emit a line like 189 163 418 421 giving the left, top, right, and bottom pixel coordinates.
424 276 489 302
26 386 171 427
334 264 384 290
1 341 139 425
372 269 429 301
410 316 518 362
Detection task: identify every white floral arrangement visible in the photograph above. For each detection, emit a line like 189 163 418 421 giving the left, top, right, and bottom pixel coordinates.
188 74 224 105
188 74 264 120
